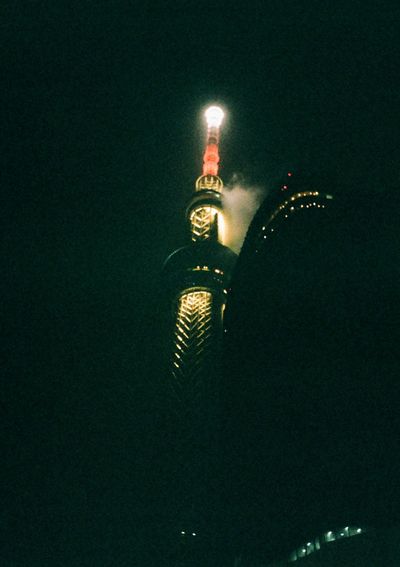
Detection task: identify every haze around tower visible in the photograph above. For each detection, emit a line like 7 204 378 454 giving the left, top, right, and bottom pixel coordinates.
222 174 267 254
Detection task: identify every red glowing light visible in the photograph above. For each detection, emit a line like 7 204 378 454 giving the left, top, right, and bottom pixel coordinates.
287 172 293 177
203 143 220 176
281 184 288 190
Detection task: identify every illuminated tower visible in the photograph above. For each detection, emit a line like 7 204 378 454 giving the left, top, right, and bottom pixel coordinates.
163 106 236 539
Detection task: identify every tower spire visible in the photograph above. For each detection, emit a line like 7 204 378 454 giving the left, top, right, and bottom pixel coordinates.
202 106 224 176
189 106 226 243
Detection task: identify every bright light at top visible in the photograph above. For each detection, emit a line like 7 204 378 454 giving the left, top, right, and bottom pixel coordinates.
205 106 224 128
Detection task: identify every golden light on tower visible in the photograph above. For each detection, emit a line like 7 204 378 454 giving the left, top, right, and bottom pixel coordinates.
164 103 235 390
163 104 236 535
172 290 213 378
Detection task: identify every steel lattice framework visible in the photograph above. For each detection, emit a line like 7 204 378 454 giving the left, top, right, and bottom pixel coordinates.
172 290 213 385
190 206 219 241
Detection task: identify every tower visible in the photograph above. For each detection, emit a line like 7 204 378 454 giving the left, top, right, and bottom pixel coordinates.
163 106 236 547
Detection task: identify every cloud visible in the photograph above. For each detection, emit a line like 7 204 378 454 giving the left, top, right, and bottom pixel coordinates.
222 174 267 254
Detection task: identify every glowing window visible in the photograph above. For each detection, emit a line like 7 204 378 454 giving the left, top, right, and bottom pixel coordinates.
325 530 336 542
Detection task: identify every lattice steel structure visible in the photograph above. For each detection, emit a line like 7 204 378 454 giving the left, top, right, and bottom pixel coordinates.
172 290 213 392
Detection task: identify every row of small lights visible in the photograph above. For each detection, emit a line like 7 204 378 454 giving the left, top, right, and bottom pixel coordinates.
283 202 326 219
263 191 320 226
289 527 363 562
256 191 331 246
191 266 224 275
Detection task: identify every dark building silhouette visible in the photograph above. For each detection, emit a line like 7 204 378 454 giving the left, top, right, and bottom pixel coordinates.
220 173 400 565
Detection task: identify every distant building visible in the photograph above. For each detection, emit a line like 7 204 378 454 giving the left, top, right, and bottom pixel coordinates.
221 173 400 565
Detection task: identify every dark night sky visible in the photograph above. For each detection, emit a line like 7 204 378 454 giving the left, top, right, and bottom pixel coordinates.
2 1 400 565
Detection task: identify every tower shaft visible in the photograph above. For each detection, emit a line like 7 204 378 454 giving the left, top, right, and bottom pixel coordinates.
163 106 236 540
